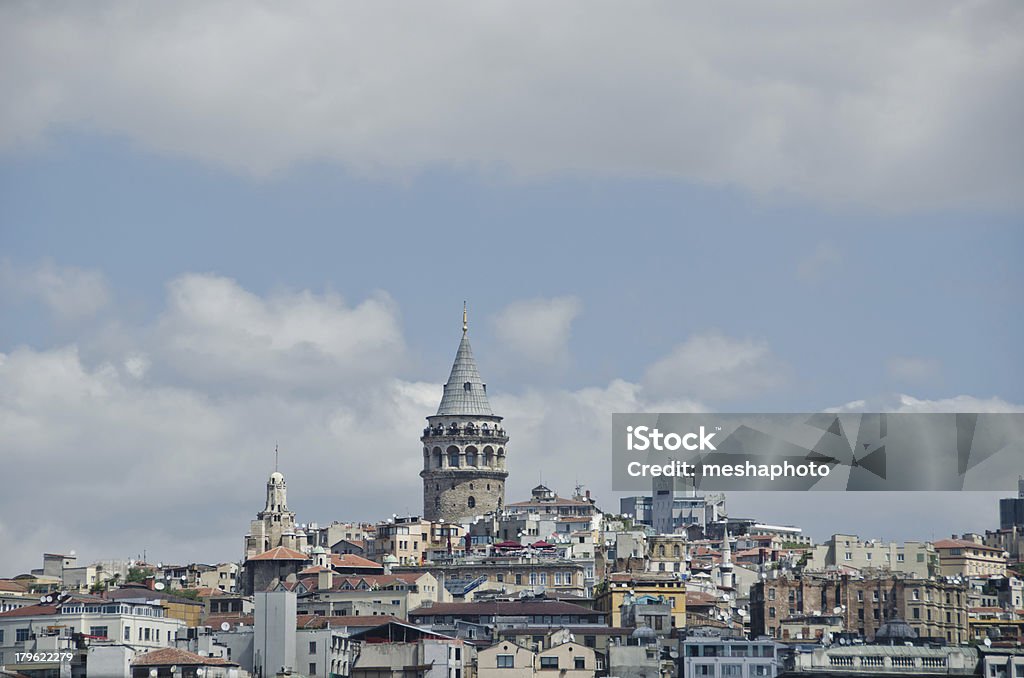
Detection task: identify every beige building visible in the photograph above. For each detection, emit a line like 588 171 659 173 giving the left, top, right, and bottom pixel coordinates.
806 534 937 577
933 538 1007 577
594 572 686 628
478 640 596 678
371 516 466 566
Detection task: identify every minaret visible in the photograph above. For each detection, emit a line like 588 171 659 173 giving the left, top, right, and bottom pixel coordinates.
421 305 509 522
719 526 734 589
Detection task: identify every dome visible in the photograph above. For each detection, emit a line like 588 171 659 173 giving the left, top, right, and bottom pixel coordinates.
383 555 400 564
874 619 918 642
311 546 327 555
631 626 657 644
269 471 285 484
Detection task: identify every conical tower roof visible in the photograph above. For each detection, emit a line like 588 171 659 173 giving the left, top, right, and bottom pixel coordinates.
436 308 494 417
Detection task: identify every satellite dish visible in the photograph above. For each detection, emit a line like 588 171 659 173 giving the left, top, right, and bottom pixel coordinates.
738 609 747 617
40 595 48 603
157 563 163 569
45 595 54 603
833 607 843 614
221 622 231 631
149 670 158 677
69 550 76 556
195 669 205 676
170 667 178 673
984 638 992 647
669 650 679 659
839 637 847 645
154 582 165 591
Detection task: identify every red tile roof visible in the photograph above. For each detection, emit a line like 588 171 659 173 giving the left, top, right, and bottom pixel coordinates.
933 539 1003 552
248 546 309 561
0 604 59 618
133 647 236 667
0 580 29 593
331 553 383 570
410 600 599 617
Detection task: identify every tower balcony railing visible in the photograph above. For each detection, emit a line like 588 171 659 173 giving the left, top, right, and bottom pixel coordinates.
423 424 507 439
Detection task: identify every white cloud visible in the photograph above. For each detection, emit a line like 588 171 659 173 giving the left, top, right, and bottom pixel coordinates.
491 296 581 370
826 393 1023 413
643 332 787 401
1 3 1021 209
887 356 940 382
0 259 110 320
153 274 405 390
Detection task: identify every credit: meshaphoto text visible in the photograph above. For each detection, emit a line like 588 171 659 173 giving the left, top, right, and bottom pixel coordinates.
626 459 831 481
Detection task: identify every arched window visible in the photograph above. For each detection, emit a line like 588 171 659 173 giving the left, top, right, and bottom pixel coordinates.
447 446 460 468
483 446 494 466
673 545 681 558
466 446 478 467
433 447 442 469
659 545 666 557
468 496 476 509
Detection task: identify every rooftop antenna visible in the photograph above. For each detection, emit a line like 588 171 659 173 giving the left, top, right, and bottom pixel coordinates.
275 443 279 472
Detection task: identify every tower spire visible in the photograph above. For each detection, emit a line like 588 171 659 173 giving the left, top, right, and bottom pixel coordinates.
274 443 279 472
463 301 468 335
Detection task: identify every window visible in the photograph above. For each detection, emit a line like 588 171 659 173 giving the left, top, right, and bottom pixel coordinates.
310 641 317 654
722 665 743 677
309 662 317 675
16 628 30 642
768 588 776 600
496 654 514 669
751 665 771 677
468 496 476 509
693 665 714 676
124 627 131 640
540 657 559 669
575 657 586 670
845 552 852 560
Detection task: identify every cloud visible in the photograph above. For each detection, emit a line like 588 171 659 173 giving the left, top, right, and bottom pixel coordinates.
491 296 581 370
826 393 1023 413
643 332 787 401
1 3 1021 209
0 259 110 320
887 356 940 382
152 274 405 391
797 243 842 283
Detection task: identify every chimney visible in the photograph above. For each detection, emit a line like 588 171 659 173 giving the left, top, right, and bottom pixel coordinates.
145 576 156 591
318 569 333 591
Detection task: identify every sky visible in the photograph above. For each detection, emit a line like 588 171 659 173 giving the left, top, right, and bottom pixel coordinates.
0 1 1022 574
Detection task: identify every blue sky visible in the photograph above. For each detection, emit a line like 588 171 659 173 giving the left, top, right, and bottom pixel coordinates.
0 2 1021 573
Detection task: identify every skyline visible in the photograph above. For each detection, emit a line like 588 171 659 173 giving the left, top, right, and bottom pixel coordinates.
1 1 1022 573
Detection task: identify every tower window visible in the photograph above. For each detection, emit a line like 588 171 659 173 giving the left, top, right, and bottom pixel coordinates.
468 496 476 509
464 382 471 391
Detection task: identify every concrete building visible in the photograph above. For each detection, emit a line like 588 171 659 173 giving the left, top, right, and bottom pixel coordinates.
421 308 509 522
680 632 781 677
750 572 969 644
254 590 297 678
806 534 937 578
349 621 466 678
785 643 978 676
294 571 448 619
